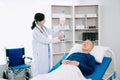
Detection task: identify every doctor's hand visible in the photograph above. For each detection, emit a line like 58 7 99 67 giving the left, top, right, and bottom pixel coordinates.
58 33 64 41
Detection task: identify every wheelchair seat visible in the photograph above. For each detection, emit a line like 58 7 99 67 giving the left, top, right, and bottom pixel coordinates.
3 47 32 80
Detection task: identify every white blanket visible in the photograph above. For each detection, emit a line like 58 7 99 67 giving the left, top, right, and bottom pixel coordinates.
31 64 90 80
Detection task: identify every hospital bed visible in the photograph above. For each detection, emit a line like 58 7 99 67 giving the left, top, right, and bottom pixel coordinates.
49 47 117 80
31 45 117 80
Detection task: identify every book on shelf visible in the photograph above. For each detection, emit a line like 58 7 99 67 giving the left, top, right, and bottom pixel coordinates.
82 32 98 41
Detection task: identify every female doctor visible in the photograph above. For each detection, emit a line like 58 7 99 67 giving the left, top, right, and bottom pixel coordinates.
31 13 64 77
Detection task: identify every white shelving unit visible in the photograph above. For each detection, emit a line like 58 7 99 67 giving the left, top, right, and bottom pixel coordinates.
51 5 73 65
74 5 99 45
51 4 100 65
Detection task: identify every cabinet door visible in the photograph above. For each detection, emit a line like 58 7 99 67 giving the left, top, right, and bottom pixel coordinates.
51 5 73 65
74 5 99 45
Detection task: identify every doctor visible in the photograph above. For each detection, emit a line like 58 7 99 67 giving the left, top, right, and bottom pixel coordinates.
31 13 64 77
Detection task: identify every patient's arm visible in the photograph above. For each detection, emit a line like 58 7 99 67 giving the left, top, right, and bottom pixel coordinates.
62 60 80 66
78 56 96 75
69 61 79 66
62 60 71 64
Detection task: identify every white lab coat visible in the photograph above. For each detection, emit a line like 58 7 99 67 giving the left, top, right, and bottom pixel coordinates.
31 25 62 77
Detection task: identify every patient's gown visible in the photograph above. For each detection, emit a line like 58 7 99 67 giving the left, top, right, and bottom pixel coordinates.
31 64 88 80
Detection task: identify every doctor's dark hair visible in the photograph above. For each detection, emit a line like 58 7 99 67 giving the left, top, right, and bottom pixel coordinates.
31 13 45 30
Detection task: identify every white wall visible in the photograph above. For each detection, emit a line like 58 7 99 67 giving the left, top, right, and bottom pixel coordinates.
100 0 120 79
0 0 51 63
0 0 120 79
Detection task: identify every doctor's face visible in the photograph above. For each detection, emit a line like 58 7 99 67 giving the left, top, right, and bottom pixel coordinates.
38 19 45 26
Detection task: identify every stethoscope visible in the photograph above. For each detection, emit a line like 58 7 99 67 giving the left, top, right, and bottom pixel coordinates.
35 24 48 37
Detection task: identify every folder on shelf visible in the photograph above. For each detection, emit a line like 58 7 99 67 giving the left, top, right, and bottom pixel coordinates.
82 32 98 41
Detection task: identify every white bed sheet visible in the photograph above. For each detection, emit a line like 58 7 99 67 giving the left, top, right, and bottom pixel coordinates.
31 64 90 80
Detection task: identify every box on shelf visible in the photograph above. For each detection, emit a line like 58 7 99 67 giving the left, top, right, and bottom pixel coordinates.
52 13 71 18
76 25 85 29
52 13 60 18
65 15 72 18
86 13 97 17
64 25 70 30
75 14 85 18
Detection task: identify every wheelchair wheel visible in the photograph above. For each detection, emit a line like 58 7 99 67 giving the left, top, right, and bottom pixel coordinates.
8 70 14 80
25 72 30 80
3 71 8 79
25 68 32 80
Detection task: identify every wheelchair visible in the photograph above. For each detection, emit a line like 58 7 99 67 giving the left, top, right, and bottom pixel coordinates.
3 47 32 80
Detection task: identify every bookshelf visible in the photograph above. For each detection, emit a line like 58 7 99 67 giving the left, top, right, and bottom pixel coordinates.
74 5 99 45
51 4 100 65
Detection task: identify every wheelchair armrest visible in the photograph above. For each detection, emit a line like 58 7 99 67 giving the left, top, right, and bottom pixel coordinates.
24 57 33 65
25 57 32 60
6 57 10 64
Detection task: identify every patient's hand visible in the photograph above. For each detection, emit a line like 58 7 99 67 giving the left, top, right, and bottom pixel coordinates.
70 61 79 66
62 60 71 64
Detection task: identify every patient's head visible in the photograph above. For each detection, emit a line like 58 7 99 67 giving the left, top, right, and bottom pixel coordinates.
82 39 94 53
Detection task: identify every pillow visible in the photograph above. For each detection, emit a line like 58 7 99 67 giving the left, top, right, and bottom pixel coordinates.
90 46 109 63
66 43 82 59
69 43 82 54
67 43 109 63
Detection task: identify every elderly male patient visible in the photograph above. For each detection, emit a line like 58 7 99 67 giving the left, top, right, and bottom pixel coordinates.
31 39 95 80
62 39 96 76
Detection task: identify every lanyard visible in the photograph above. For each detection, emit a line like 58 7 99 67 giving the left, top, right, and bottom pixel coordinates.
36 26 48 37
36 26 43 33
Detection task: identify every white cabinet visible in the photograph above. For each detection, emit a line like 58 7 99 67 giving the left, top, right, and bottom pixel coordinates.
51 4 100 65
51 5 73 65
74 5 99 45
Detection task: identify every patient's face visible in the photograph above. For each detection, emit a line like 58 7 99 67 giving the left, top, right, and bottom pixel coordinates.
82 40 94 53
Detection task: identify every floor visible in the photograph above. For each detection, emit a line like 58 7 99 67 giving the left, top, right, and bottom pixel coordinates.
15 77 26 80
0 77 26 80
0 78 7 80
